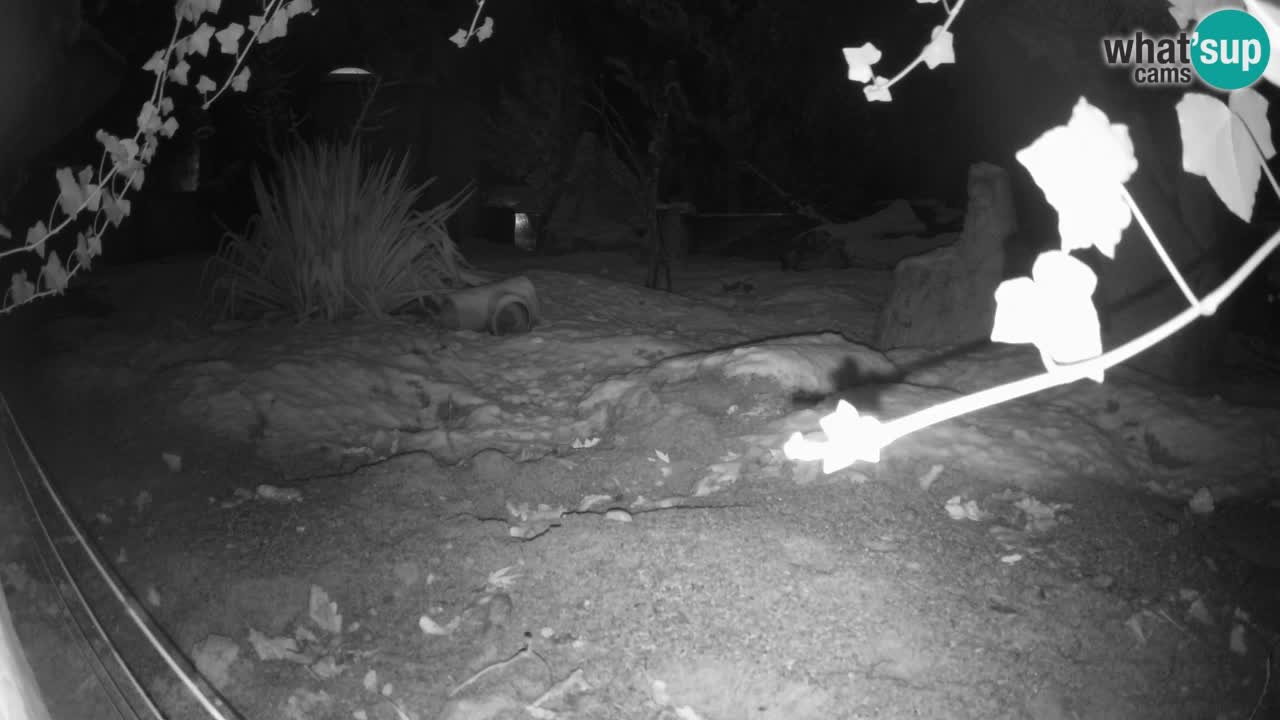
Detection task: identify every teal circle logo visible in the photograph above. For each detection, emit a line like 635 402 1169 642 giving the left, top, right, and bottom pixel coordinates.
1192 9 1270 90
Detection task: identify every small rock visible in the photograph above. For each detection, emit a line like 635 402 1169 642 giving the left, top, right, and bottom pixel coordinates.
1188 488 1214 515
486 593 514 629
282 690 333 720
604 509 632 523
418 614 450 636
438 695 520 720
257 484 303 503
1229 623 1247 655
1187 597 1213 625
192 635 240 691
471 449 516 484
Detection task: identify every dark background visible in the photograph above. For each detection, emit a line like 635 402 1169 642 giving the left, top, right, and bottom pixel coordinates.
1 0 1278 383
3 0 1191 256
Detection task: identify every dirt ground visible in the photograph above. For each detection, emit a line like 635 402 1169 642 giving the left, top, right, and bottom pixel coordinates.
2 245 1279 720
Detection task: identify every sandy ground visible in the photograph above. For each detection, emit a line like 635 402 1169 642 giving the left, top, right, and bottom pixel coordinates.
2 243 1279 720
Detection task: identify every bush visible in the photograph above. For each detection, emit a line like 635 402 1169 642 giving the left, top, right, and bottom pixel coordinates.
206 140 474 321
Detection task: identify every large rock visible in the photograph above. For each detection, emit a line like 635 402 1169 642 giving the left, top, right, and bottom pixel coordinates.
876 163 1014 349
780 200 940 271
838 199 930 268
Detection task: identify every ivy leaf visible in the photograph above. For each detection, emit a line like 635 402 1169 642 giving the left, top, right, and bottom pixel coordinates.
95 129 119 154
99 133 140 175
248 14 269 40
0 224 10 240
169 59 191 85
196 75 218 94
74 231 101 269
55 167 85 216
74 167 100 211
161 117 180 138
1177 90 1273 223
231 67 251 93
140 135 159 164
138 102 162 135
286 0 314 17
178 0 222 23
1015 98 1137 258
922 26 955 69
475 16 494 42
449 28 469 48
251 10 290 43
84 185 101 212
842 43 882 83
992 251 1103 381
863 77 892 103
142 50 167 76
10 272 35 305
215 23 245 55
42 251 70 294
269 9 290 39
189 24 216 57
98 131 141 170
160 96 175 115
110 139 143 175
25 221 48 259
102 190 129 226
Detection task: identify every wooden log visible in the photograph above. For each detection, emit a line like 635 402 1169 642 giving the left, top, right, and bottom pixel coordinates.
439 276 540 335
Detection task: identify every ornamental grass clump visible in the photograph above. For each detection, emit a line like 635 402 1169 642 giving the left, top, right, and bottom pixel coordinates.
207 140 474 321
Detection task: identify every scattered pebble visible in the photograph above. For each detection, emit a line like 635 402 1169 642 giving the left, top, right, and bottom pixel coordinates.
1229 623 1247 655
1188 488 1214 515
486 593 514 629
604 509 632 522
161 452 182 472
257 484 303 503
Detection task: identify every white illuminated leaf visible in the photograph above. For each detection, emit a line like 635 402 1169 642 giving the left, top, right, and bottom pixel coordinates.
842 43 882 84
1177 90 1272 222
1015 98 1137 258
